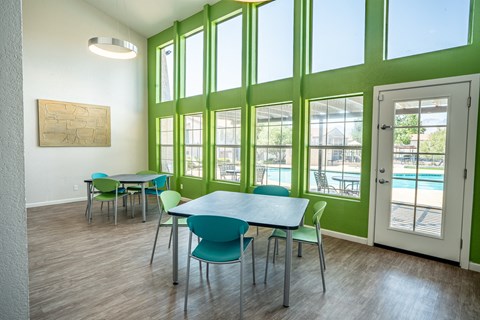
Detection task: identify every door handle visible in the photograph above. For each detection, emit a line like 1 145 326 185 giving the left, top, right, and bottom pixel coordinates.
380 124 392 130
378 178 389 184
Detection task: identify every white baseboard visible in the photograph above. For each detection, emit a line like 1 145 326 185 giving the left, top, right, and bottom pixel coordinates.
27 197 87 208
322 228 368 245
469 262 480 272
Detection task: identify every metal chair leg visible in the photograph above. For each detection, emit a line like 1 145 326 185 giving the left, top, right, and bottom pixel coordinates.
184 232 193 311
264 237 272 283
318 243 326 292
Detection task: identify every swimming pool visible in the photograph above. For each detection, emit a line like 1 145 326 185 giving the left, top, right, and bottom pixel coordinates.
264 168 444 190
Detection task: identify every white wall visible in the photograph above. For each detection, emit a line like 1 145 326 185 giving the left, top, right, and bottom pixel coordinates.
0 0 30 318
23 0 148 207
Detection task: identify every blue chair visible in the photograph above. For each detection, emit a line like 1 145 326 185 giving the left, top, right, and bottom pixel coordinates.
184 215 255 318
132 175 167 218
253 185 289 197
264 201 327 292
150 190 188 264
252 185 289 235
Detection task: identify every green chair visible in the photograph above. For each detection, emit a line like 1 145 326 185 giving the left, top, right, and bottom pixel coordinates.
253 185 289 235
264 201 327 292
85 172 108 217
150 190 187 264
184 215 255 319
90 178 130 225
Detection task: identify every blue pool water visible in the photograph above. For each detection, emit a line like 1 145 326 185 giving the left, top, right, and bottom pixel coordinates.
265 168 444 190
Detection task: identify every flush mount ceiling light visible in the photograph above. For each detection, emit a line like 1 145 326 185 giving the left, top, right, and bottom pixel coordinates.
88 37 137 60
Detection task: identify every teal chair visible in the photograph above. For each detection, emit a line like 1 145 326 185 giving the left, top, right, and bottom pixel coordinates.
132 175 167 218
90 178 130 225
150 190 188 264
128 170 158 211
253 185 289 197
264 201 327 292
127 170 157 193
252 185 289 235
184 215 255 319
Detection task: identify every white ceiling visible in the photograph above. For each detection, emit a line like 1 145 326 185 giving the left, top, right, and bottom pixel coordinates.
84 0 221 38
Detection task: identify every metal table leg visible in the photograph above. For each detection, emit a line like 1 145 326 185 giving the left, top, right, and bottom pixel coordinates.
284 229 292 307
173 216 178 284
141 183 146 222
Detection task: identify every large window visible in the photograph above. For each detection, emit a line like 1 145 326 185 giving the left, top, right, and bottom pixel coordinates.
255 104 293 187
308 96 363 198
184 31 204 97
311 0 365 73
216 15 242 91
257 0 293 84
387 0 470 59
159 117 174 173
184 114 203 177
215 109 241 182
159 44 174 102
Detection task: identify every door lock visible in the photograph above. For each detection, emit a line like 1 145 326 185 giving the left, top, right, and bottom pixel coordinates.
380 124 392 130
379 168 385 173
378 178 389 184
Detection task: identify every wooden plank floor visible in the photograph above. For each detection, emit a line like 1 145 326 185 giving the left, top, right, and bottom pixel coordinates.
28 200 480 320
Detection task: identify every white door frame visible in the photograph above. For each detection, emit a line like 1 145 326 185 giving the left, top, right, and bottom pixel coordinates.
368 74 480 269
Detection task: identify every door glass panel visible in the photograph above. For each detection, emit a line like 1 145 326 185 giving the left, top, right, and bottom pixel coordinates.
390 98 447 237
390 204 414 232
420 98 448 126
415 207 442 236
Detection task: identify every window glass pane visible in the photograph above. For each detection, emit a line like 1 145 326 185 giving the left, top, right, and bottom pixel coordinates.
184 114 203 177
160 44 174 102
257 0 293 83
387 0 470 59
216 15 242 91
159 117 174 173
215 109 241 182
185 31 204 97
308 96 363 198
255 104 293 187
312 0 365 73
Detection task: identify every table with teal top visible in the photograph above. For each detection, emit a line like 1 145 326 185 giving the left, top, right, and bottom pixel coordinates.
168 190 309 307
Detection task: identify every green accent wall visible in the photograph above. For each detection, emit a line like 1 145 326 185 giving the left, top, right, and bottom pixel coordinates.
147 0 480 263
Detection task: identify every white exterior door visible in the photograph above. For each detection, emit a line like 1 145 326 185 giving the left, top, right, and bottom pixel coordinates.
372 79 475 263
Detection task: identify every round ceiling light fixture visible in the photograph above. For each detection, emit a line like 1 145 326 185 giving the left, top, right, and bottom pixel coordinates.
88 37 137 60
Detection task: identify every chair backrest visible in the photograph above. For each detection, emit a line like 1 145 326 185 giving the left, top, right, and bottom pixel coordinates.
187 215 249 243
160 190 182 212
253 185 289 197
91 172 108 179
314 171 329 189
255 166 266 184
93 178 120 193
152 175 167 189
136 170 157 175
311 201 327 227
